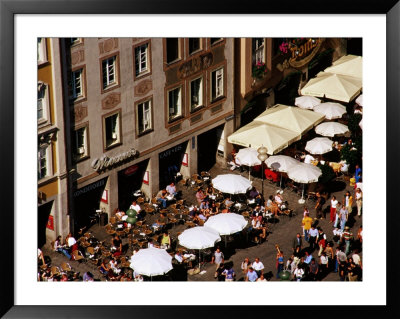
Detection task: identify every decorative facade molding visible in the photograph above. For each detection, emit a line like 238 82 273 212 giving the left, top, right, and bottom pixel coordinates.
134 80 153 96
177 52 213 80
73 104 88 122
71 50 85 65
101 92 121 110
98 38 119 55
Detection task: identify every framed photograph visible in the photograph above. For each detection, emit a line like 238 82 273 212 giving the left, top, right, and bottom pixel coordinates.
1 0 399 318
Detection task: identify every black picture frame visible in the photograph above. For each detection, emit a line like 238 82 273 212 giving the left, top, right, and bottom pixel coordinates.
1 0 399 318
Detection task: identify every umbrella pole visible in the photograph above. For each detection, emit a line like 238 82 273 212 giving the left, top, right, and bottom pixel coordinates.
280 175 283 191
248 166 251 181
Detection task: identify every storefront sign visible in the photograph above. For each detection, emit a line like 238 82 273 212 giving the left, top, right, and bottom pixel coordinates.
73 178 106 197
182 153 188 167
46 215 54 231
177 52 213 79
91 148 139 172
159 144 184 160
101 189 108 203
143 171 149 185
288 38 324 68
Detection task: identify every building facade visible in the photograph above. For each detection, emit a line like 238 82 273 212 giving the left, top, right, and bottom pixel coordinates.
234 38 348 129
54 37 235 236
37 38 69 246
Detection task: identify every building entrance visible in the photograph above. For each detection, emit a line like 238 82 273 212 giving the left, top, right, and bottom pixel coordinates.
197 125 224 173
158 142 187 190
38 201 53 248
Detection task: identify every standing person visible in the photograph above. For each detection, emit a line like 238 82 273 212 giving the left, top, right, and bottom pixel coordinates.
317 228 327 257
315 192 325 219
336 246 347 273
302 213 313 242
211 247 224 273
330 195 339 223
333 203 342 228
343 191 353 215
318 252 329 279
342 226 354 256
293 265 305 281
308 258 319 281
252 257 265 278
222 265 236 282
339 204 349 232
275 245 284 279
355 188 363 217
215 263 226 281
355 164 362 183
160 231 171 250
241 257 251 274
292 233 302 252
325 242 335 272
245 267 258 282
308 224 319 252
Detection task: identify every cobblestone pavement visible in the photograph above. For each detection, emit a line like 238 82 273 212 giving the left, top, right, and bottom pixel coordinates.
41 162 362 282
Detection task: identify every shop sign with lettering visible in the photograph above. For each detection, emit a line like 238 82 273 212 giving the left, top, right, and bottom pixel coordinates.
91 148 139 172
159 144 184 160
288 38 324 68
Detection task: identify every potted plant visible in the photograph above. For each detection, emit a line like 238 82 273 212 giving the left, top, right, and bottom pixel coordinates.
252 61 267 80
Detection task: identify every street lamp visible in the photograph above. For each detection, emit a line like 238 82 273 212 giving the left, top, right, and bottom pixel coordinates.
257 145 268 200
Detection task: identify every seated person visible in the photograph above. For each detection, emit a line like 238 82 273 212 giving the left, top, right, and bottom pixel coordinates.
224 197 234 209
65 232 78 253
264 195 273 212
83 272 94 282
152 219 165 231
199 200 209 210
301 152 315 164
115 210 127 221
53 235 71 260
210 202 219 215
166 182 177 197
109 257 121 275
160 232 171 249
205 185 215 197
270 200 282 217
147 238 159 248
189 206 198 219
156 189 168 208
111 234 123 257
227 149 240 171
129 200 141 214
196 189 205 205
274 192 284 207
249 186 259 199
252 205 262 218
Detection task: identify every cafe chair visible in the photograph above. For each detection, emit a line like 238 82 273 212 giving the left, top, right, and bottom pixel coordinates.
72 250 85 263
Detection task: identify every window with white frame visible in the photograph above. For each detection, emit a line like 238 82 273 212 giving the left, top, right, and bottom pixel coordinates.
190 77 203 111
135 43 149 76
166 38 180 64
188 38 201 55
74 126 88 159
37 38 47 64
37 82 49 124
168 87 182 121
69 69 83 99
137 100 152 135
104 113 120 148
211 67 224 101
102 56 117 89
38 145 50 180
252 38 265 64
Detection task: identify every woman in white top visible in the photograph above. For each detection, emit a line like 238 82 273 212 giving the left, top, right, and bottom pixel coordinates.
330 196 338 223
355 188 362 216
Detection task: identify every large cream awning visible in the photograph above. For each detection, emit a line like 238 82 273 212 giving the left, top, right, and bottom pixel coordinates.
300 72 362 102
254 104 325 136
324 55 362 79
227 121 300 155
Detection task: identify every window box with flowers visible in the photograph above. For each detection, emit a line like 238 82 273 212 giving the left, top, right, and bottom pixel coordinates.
252 62 267 80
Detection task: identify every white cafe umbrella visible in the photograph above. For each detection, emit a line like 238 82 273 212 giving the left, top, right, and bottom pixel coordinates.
294 96 321 110
235 147 262 180
212 174 252 195
130 247 173 277
178 226 221 250
178 227 221 268
265 155 299 190
315 121 349 137
355 94 363 106
204 213 248 236
287 163 322 204
305 137 333 155
314 102 347 120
